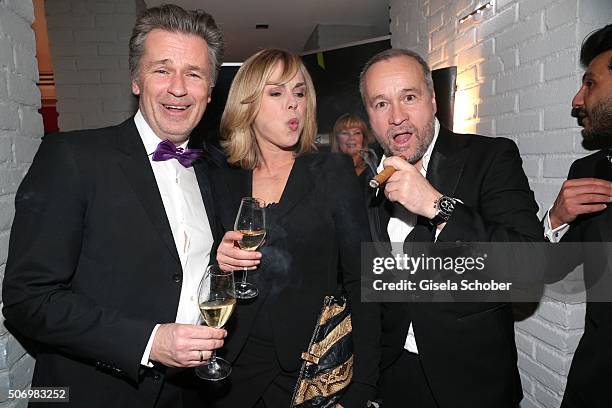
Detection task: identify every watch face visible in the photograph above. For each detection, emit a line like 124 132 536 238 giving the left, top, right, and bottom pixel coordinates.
439 197 455 214
436 196 456 221
431 196 456 225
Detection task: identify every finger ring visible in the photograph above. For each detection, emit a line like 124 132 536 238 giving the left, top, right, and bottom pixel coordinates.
199 350 204 363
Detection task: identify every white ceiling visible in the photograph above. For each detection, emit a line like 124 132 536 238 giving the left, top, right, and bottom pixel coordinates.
145 0 390 62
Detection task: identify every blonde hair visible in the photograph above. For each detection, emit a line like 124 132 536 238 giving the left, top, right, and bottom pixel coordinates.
330 113 372 153
220 49 317 169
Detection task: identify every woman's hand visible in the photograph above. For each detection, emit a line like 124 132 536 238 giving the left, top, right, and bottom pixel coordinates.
216 230 262 272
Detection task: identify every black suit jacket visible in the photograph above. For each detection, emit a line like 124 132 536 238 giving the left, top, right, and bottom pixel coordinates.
210 152 379 407
545 150 612 408
365 126 542 408
2 118 221 407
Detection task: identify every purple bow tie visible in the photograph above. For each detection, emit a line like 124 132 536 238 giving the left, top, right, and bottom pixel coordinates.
152 139 203 167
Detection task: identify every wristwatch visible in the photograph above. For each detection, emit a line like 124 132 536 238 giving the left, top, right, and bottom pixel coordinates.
430 195 457 225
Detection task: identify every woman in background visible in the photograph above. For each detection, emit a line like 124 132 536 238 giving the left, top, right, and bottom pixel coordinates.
210 49 378 408
330 113 373 176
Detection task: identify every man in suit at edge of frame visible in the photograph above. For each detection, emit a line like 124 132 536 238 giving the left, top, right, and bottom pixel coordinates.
360 48 543 408
2 4 226 407
544 24 612 408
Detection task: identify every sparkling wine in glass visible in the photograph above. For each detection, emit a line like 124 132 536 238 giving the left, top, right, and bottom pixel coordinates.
195 264 236 381
234 197 266 299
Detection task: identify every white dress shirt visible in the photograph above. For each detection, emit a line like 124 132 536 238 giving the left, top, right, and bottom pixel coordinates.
133 110 214 366
543 209 570 242
377 118 440 354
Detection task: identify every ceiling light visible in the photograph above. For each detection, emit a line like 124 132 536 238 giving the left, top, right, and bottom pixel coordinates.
459 1 494 24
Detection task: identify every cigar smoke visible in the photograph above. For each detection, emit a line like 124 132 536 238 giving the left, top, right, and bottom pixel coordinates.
358 148 378 176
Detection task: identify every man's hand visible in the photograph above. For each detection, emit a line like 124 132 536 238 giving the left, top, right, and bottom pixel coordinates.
149 323 226 367
383 156 442 219
216 230 261 272
549 178 612 229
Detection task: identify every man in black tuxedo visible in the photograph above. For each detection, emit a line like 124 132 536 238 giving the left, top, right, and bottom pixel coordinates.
2 5 226 408
544 24 612 408
360 49 542 407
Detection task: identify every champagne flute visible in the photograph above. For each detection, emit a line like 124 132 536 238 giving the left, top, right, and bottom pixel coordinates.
195 264 236 381
233 197 266 299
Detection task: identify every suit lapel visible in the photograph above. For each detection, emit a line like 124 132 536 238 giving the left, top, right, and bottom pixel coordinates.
575 151 612 243
114 119 180 263
364 144 392 244
216 167 250 231
597 206 612 243
594 155 612 242
600 209 612 284
426 126 469 198
365 186 389 239
192 159 218 239
272 155 315 222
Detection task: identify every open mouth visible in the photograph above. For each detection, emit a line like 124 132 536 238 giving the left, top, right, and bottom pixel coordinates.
163 104 190 112
392 131 413 144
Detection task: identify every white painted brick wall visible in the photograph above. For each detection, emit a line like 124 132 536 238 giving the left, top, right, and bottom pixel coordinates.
0 0 42 406
45 0 138 131
390 0 612 406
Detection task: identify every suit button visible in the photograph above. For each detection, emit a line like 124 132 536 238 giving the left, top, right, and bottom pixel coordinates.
172 274 182 283
153 373 161 381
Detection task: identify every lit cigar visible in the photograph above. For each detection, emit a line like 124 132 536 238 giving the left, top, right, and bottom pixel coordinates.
369 166 396 188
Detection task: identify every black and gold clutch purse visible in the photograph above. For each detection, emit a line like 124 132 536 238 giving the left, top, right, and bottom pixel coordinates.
290 292 353 408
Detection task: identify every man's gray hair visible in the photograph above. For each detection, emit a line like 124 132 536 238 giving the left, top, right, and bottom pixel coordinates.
359 48 434 104
129 4 224 86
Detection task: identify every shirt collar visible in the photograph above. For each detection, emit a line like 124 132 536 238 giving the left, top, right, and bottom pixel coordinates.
377 117 441 175
133 109 189 156
420 117 440 173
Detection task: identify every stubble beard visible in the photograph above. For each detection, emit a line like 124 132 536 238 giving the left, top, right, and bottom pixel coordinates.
582 95 612 150
379 116 436 163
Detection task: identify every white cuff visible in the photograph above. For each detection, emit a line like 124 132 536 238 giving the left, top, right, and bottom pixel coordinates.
140 324 161 367
544 210 570 242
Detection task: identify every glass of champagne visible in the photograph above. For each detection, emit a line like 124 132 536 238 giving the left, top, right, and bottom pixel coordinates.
195 264 236 381
233 197 266 299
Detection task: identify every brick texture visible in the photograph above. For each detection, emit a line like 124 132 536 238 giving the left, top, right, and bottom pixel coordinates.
389 0 612 406
45 0 138 131
0 0 41 405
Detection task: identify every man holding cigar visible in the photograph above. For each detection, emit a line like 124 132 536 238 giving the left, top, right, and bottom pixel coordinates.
360 49 542 407
543 24 612 408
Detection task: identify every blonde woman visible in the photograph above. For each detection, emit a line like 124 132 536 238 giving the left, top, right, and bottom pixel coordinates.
330 113 373 176
209 49 378 408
